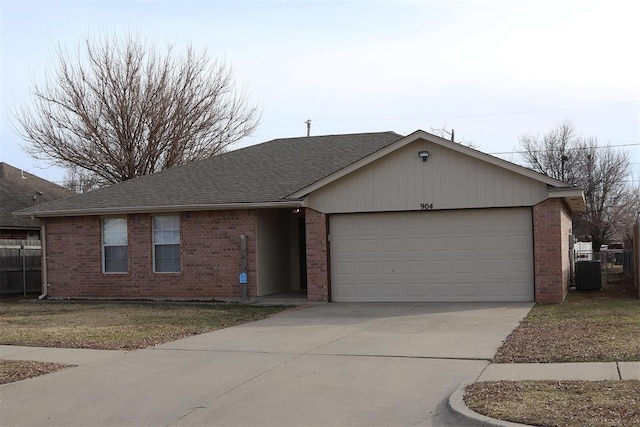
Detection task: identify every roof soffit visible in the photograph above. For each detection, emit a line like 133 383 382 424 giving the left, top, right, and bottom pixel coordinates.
547 187 586 213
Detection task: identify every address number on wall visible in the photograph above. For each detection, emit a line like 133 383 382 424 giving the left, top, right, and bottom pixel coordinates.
420 203 434 211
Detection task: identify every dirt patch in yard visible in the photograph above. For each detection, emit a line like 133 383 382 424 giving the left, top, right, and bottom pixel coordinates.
465 380 640 427
0 360 73 385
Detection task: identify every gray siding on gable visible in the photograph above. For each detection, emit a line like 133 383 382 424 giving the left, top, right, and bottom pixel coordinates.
306 139 549 213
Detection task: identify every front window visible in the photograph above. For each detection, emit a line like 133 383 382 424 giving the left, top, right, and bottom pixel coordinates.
153 215 180 273
103 218 128 273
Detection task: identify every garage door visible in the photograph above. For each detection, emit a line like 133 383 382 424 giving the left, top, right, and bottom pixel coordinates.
330 208 534 302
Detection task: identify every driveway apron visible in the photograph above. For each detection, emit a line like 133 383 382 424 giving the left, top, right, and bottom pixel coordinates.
0 302 531 426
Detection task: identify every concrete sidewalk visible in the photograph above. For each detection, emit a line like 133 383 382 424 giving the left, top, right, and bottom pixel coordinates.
3 344 638 381
4 345 639 427
479 361 640 381
0 344 127 365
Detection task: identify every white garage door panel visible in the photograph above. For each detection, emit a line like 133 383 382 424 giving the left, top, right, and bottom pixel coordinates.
330 208 534 302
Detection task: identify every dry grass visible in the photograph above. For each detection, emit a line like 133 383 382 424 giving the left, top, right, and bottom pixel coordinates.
465 380 640 427
0 301 290 385
0 301 289 350
494 278 640 363
0 360 73 384
465 274 640 426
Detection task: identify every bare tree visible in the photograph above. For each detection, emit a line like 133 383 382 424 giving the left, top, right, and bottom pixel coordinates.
518 120 633 250
16 33 259 188
62 165 101 194
519 120 582 183
612 184 640 249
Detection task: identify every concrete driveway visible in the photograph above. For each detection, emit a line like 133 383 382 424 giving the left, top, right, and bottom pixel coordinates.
0 302 531 426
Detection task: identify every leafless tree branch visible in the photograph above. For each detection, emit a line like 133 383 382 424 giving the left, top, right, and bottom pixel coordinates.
518 120 634 249
15 32 260 189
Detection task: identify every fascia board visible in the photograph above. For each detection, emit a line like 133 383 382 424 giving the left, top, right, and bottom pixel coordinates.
14 201 305 218
547 188 586 213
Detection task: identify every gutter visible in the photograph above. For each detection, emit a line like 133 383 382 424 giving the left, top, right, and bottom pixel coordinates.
15 200 306 218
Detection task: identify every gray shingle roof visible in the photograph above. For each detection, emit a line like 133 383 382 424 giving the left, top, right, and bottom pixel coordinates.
1 163 74 228
18 132 404 216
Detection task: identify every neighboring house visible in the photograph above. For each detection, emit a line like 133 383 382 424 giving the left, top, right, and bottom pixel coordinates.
1 162 74 240
16 130 585 303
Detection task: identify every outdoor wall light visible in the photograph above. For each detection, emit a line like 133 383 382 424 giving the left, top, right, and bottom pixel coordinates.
418 150 429 161
292 208 300 214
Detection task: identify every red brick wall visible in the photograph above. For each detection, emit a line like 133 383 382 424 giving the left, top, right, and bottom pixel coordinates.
42 210 257 299
533 199 572 303
305 208 329 302
560 207 572 298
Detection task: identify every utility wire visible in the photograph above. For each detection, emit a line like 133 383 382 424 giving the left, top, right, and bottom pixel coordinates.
489 143 640 156
248 101 639 131
314 101 639 123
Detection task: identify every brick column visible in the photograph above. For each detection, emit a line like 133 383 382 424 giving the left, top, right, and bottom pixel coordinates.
533 199 571 303
305 208 329 302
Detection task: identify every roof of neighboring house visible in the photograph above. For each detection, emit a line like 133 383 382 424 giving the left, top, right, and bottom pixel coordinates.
16 132 405 217
0 162 75 228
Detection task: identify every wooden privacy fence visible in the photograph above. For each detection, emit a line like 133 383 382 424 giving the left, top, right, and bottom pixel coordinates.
0 240 42 296
622 251 634 280
635 222 640 298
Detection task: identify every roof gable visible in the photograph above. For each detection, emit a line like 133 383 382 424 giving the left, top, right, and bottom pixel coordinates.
289 130 572 199
306 138 551 213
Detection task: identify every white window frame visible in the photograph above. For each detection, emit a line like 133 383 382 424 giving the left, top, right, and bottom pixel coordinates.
153 215 181 273
102 217 128 274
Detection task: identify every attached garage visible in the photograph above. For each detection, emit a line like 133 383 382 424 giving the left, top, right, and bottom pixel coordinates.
295 130 586 303
330 208 534 302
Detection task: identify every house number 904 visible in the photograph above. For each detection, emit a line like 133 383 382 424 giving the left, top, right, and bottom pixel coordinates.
420 203 433 211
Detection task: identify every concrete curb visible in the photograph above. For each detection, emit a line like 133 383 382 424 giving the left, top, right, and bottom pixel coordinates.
447 361 640 426
448 380 533 427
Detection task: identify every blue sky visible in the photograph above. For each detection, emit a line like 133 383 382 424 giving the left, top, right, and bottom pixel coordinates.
1 0 638 185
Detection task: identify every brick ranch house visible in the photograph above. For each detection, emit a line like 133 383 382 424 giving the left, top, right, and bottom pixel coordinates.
17 130 585 303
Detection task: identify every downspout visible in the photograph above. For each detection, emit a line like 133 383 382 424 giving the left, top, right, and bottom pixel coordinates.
38 224 49 300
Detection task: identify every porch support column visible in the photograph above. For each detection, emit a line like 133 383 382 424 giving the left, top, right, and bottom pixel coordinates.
533 199 572 303
305 208 329 302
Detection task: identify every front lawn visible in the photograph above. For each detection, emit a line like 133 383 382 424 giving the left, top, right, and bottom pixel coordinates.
0 301 289 350
465 275 640 426
465 380 640 427
0 301 289 384
494 288 640 363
